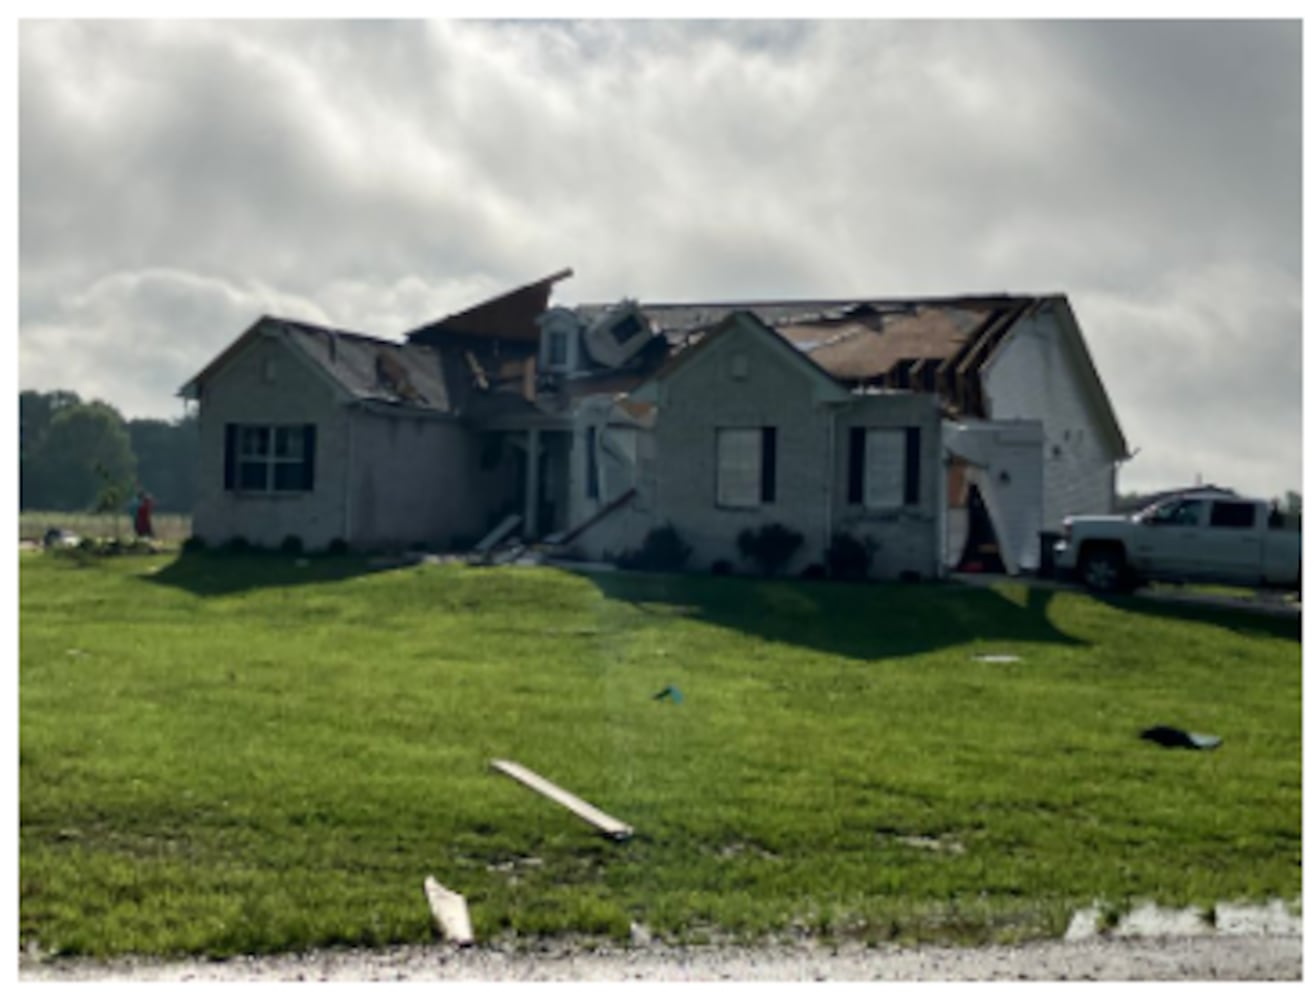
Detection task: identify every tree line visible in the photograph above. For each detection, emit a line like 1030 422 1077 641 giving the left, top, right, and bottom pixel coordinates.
20 390 198 513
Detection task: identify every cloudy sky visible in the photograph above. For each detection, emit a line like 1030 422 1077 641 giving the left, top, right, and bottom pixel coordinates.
16 18 1303 498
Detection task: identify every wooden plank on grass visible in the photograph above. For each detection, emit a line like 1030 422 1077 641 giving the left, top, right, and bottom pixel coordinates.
491 758 634 841
423 876 474 946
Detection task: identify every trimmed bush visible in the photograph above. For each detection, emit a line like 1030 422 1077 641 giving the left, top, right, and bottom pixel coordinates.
280 535 305 556
710 559 735 576
736 523 804 577
618 523 692 573
180 535 208 554
825 532 878 581
325 538 350 557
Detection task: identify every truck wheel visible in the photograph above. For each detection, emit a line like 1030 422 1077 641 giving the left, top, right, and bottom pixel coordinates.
1079 546 1126 593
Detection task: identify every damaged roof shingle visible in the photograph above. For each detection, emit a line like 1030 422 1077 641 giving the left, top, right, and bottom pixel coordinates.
275 319 456 413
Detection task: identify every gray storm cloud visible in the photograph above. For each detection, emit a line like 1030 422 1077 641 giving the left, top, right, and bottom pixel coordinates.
18 19 1302 497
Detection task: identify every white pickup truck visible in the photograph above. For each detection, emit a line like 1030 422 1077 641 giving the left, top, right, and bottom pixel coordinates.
1054 491 1302 593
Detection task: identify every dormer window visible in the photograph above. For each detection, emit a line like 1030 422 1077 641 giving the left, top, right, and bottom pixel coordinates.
547 329 570 368
538 306 583 374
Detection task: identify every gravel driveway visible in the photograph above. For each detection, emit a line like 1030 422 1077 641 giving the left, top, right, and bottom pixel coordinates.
20 934 1302 981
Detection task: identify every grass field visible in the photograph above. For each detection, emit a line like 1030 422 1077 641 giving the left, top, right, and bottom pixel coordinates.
18 550 1302 958
20 510 192 545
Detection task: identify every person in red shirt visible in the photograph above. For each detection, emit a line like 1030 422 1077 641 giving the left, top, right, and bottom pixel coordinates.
133 491 154 539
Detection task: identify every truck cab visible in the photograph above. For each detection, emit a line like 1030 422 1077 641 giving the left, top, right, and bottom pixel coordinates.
1055 492 1301 592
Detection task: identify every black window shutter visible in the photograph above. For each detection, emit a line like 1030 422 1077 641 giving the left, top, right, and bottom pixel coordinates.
904 427 921 505
586 427 599 499
303 424 316 491
760 427 777 503
224 424 237 491
848 427 865 504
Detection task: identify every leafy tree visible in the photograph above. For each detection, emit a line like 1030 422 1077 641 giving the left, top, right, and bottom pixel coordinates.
20 390 201 514
128 414 198 512
19 389 82 507
92 462 131 540
23 401 137 510
20 388 81 452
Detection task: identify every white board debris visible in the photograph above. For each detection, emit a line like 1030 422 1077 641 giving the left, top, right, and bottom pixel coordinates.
491 759 634 841
422 876 474 946
972 654 1021 663
474 514 521 555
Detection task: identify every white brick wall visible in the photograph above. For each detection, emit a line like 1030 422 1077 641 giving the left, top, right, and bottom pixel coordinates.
194 327 517 551
193 332 350 549
348 411 517 550
639 321 942 578
982 312 1119 529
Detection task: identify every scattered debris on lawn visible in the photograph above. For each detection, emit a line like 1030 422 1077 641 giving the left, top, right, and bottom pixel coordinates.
550 488 638 547
1139 725 1222 750
894 834 967 855
714 841 781 861
470 514 522 562
488 543 531 566
422 876 474 946
1065 899 1301 941
652 685 683 704
42 528 81 549
485 855 544 875
972 653 1021 664
490 758 634 841
44 533 162 557
629 921 654 946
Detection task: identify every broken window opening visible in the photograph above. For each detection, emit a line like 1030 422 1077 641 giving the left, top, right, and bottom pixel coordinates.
611 313 644 344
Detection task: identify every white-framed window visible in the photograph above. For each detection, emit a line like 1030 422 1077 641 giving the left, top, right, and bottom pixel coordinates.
716 427 776 508
847 426 921 508
226 423 316 493
547 329 570 368
863 429 905 508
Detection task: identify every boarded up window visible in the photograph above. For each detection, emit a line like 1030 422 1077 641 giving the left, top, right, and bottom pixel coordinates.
717 428 763 508
863 429 905 508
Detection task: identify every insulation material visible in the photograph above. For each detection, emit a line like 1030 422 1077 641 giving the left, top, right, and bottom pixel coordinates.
945 421 1044 575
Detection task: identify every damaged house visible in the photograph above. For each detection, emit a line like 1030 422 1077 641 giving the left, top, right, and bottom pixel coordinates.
180 269 1128 578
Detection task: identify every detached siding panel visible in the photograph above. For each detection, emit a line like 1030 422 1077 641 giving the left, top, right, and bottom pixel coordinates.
982 313 1119 530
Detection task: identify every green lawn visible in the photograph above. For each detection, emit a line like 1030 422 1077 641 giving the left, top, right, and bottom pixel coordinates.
19 550 1302 958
